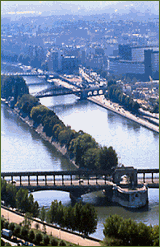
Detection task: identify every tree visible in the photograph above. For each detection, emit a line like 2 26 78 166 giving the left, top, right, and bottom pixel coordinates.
43 234 50 246
50 237 58 246
13 225 21 237
74 133 98 168
20 226 29 240
103 214 123 238
34 232 43 245
83 147 99 170
152 225 159 246
46 200 59 224
73 202 83 233
40 206 46 222
17 94 39 114
22 212 33 229
80 203 97 236
28 230 35 242
8 222 15 232
95 146 118 173
1 75 29 101
16 188 29 212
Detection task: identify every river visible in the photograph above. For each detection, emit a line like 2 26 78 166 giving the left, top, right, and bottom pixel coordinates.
1 63 159 240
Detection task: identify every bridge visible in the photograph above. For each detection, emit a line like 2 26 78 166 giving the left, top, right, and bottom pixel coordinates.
32 85 108 99
1 169 159 200
1 72 55 80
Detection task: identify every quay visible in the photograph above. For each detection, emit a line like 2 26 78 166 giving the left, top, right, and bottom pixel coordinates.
88 95 159 133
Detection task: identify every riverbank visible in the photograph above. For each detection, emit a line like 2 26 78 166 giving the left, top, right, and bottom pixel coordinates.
1 206 101 246
8 104 79 169
88 95 159 134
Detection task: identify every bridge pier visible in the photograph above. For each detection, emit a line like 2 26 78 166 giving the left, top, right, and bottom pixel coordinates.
53 175 55 185
37 176 38 186
70 175 72 185
45 175 47 186
143 173 145 183
28 176 30 186
20 176 22 186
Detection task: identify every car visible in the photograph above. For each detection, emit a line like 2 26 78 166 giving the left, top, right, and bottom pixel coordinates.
78 179 83 184
25 241 29 246
10 180 16 184
29 243 34 246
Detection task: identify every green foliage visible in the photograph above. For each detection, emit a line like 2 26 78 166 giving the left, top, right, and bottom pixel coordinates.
8 222 15 232
107 85 140 113
103 215 159 246
1 75 29 100
16 94 39 114
1 180 17 207
30 105 49 123
50 237 58 246
15 188 39 216
28 229 35 242
152 225 159 246
96 146 118 173
22 212 33 229
40 206 46 222
20 226 28 240
46 201 97 236
73 133 98 168
58 240 67 246
34 232 43 245
43 234 50 246
13 224 21 237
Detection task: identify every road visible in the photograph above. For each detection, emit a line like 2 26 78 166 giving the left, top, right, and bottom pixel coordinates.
1 207 101 246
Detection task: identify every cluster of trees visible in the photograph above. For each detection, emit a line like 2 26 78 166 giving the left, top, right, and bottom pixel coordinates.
1 180 39 217
2 75 118 173
45 200 97 236
30 104 118 172
1 75 29 101
106 84 140 113
1 217 74 246
103 214 159 246
16 94 39 115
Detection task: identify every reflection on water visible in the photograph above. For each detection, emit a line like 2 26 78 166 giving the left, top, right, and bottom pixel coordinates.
1 63 159 240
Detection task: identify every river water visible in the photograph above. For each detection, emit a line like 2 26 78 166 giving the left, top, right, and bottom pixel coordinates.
1 64 159 240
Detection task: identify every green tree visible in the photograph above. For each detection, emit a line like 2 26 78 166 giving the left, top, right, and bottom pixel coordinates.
152 225 159 246
95 146 118 173
34 232 43 245
22 212 33 229
20 226 28 240
8 222 15 232
43 234 50 246
80 203 97 236
83 147 99 170
50 237 58 246
103 214 123 238
13 225 21 237
28 230 35 242
74 133 98 168
46 200 59 224
17 94 39 114
1 75 29 101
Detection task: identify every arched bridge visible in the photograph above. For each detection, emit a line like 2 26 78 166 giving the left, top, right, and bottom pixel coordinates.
1 169 159 200
1 170 113 200
32 85 108 99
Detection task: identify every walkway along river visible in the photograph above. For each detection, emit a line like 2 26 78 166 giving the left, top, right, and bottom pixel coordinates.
1 65 159 240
